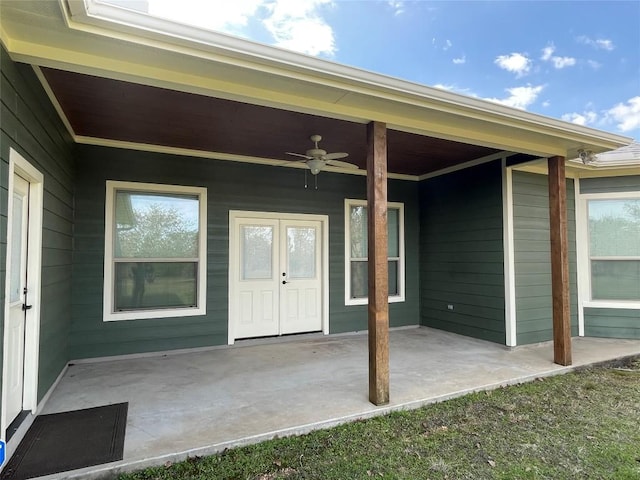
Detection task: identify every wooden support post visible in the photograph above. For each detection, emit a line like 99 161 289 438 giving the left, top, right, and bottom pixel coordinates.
367 121 390 405
548 156 572 366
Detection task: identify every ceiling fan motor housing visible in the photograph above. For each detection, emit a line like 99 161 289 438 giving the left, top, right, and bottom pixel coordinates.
306 148 327 157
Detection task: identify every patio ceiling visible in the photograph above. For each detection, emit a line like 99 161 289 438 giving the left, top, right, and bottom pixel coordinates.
40 67 502 177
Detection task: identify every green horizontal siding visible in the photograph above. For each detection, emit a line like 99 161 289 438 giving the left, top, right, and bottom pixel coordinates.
584 308 640 339
0 46 75 402
71 145 420 359
419 160 505 344
512 171 578 345
580 175 640 194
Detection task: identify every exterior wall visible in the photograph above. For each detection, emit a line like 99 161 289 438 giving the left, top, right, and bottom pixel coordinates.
0 48 75 401
584 308 640 338
512 171 578 344
580 175 640 194
71 145 420 359
580 175 640 339
418 160 506 344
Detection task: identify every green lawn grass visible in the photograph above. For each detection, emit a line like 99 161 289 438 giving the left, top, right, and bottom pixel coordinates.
118 357 640 480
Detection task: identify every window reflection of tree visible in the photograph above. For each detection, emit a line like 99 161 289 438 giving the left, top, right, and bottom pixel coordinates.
287 227 316 279
588 199 640 301
114 191 199 310
242 226 273 280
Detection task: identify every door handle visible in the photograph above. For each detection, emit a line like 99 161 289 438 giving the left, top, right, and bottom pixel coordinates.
282 280 288 285
22 304 32 311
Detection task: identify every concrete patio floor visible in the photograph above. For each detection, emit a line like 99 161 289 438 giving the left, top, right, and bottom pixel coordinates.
35 326 640 479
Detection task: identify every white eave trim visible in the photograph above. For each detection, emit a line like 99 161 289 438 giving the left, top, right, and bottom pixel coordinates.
61 0 631 153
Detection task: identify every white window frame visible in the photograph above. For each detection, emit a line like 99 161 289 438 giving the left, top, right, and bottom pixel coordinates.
103 181 207 321
577 190 640 310
344 199 405 306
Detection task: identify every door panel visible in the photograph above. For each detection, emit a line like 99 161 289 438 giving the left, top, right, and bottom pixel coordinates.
6 174 29 424
280 221 322 335
233 220 280 339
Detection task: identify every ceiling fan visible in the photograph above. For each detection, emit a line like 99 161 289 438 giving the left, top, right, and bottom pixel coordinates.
286 134 358 175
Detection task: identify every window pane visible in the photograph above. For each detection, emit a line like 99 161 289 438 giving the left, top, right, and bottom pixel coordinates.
388 260 398 296
10 193 24 303
287 227 316 279
115 191 199 258
350 206 400 258
589 199 640 257
350 206 367 258
114 262 197 311
350 261 368 299
591 260 640 301
242 226 273 280
388 208 399 257
350 261 400 299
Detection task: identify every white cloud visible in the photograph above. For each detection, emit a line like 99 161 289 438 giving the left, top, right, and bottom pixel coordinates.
149 0 336 56
444 39 452 50
262 0 336 56
485 85 544 110
148 0 262 32
562 111 598 126
542 100 551 108
432 83 476 97
453 55 466 65
494 53 531 77
540 43 576 69
551 56 576 69
577 35 615 51
388 1 405 15
541 45 555 61
587 60 602 70
605 96 640 132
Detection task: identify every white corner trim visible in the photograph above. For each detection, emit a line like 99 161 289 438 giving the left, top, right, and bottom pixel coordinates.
418 151 513 181
32 66 77 141
502 161 517 346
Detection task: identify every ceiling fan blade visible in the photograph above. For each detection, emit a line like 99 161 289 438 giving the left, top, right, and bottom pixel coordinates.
326 159 359 169
286 152 313 159
323 152 349 160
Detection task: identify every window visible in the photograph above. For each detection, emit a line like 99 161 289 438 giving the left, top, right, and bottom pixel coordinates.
104 181 207 321
587 196 640 302
345 199 405 305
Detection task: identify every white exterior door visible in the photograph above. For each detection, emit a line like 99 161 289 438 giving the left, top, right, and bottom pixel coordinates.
280 220 322 335
230 214 325 342
5 174 30 424
234 219 280 339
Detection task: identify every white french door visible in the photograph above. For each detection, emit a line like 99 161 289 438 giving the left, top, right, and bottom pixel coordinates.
230 213 326 342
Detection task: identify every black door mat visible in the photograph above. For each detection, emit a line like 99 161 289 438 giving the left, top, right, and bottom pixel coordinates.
1 402 128 480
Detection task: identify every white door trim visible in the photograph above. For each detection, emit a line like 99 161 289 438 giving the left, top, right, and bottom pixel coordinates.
228 210 329 345
1 149 44 440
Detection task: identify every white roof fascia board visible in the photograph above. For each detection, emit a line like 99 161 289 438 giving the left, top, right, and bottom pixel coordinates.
58 0 631 154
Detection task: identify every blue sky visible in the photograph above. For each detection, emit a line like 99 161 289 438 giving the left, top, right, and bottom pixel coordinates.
146 0 639 140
